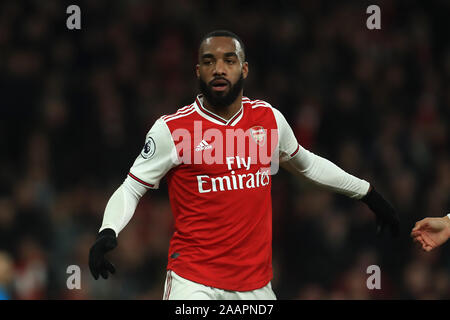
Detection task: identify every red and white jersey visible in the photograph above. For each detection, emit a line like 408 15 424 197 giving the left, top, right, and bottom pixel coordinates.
128 94 300 291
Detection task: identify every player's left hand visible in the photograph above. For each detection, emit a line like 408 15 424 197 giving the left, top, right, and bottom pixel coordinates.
361 186 400 237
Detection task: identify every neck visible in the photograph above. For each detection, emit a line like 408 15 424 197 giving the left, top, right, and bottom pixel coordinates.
202 93 243 120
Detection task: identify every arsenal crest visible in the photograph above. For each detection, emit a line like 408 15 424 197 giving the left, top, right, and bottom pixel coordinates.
250 126 266 146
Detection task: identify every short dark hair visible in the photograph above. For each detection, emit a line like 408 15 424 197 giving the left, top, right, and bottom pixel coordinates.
199 30 246 61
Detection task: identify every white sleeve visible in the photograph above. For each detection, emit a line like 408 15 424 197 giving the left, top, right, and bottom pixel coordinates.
282 145 370 199
128 117 180 189
272 107 370 199
99 118 179 236
272 107 301 162
99 176 147 236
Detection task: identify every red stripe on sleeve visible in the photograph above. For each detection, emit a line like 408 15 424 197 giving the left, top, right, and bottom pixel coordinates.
290 144 300 157
128 173 154 188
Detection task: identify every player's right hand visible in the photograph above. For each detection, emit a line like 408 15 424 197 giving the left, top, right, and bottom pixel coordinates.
411 216 450 252
89 228 117 280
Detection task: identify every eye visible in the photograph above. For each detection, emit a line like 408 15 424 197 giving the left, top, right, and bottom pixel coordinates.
203 60 213 66
225 59 235 64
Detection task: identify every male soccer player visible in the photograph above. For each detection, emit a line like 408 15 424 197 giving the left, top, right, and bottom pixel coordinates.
411 214 450 252
89 30 400 300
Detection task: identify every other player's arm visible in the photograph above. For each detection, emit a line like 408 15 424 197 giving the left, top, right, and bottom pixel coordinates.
272 107 400 237
411 214 450 251
89 118 179 280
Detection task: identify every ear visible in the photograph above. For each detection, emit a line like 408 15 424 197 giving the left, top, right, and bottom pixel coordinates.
195 64 200 78
242 62 249 80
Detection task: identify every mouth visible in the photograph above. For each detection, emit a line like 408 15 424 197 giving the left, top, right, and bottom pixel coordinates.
210 79 229 92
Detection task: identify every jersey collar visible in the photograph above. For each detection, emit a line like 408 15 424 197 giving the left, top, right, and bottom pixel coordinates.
194 94 244 126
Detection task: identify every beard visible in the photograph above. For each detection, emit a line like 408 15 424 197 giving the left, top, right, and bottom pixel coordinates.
198 73 245 109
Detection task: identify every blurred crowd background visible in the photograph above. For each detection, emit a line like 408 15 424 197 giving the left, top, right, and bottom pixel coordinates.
0 0 449 299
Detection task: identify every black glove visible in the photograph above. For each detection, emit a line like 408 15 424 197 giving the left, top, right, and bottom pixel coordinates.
361 186 400 237
89 228 117 280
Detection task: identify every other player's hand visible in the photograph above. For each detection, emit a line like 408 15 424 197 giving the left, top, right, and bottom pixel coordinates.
89 228 117 280
361 186 400 237
411 216 450 252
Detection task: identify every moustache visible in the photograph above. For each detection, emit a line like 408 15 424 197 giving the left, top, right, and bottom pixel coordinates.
209 78 231 86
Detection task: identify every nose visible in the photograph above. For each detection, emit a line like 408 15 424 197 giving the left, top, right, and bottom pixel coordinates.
213 59 226 76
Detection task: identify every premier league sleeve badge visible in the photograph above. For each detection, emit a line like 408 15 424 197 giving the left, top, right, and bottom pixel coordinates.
141 136 156 159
